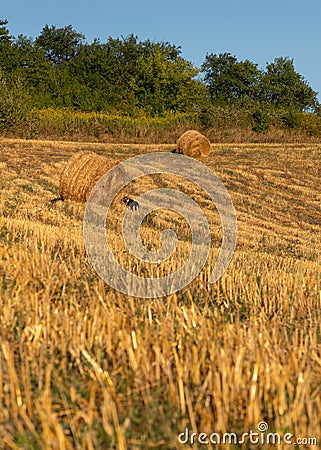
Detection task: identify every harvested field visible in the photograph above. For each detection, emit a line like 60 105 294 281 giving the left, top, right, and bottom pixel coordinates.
0 138 321 449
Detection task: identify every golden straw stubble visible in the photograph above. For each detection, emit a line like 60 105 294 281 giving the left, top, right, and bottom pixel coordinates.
59 151 125 203
176 129 211 157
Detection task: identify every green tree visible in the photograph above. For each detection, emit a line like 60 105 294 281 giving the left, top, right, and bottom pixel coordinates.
261 57 319 112
0 19 19 72
133 41 200 114
201 52 262 105
0 70 31 129
35 25 85 65
0 19 12 44
69 36 139 111
13 36 52 96
69 35 203 114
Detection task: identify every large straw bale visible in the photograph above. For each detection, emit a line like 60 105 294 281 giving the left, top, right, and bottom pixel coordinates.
176 129 211 157
59 151 125 203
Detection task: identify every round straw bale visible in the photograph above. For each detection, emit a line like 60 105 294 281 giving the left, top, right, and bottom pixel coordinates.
59 151 125 203
176 130 211 158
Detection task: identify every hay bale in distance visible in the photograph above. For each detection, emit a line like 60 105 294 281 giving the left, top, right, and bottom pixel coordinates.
176 129 211 158
59 151 125 203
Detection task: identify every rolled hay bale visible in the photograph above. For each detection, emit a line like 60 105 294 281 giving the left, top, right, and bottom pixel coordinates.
59 151 125 204
176 129 211 158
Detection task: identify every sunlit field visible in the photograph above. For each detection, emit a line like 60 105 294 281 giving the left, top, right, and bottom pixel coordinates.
0 138 321 449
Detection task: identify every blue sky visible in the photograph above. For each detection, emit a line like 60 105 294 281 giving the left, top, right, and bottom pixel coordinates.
3 0 321 100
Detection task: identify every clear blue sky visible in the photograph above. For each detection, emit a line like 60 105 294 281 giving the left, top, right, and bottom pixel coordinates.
3 0 321 100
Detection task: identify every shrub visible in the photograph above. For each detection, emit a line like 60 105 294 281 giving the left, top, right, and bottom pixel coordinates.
0 72 32 130
281 109 302 129
252 105 272 132
301 113 321 137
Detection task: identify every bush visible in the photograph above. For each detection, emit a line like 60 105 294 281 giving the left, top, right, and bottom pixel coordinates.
281 109 302 129
25 108 195 142
252 105 272 132
0 72 32 130
301 113 321 137
198 104 252 130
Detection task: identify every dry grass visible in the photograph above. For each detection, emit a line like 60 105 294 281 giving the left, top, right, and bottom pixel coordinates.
0 138 321 449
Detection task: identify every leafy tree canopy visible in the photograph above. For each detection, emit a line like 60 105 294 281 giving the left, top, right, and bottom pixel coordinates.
35 24 85 65
0 19 12 44
201 52 262 105
262 57 318 111
0 20 319 116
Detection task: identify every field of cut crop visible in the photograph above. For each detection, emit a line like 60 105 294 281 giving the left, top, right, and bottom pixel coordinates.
0 138 321 449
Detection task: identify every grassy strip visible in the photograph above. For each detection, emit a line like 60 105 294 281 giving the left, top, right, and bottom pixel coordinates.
2 107 321 143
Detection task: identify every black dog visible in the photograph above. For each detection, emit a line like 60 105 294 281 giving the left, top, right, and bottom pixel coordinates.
122 196 139 211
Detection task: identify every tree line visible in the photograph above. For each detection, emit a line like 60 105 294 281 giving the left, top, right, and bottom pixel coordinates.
0 20 320 129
